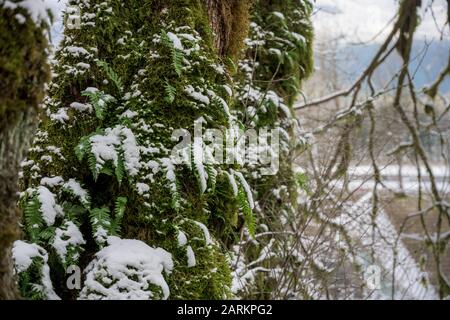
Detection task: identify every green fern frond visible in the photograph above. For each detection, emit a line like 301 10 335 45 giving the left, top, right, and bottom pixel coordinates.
164 81 176 104
115 153 125 184
171 49 183 76
74 135 90 162
97 60 123 92
111 196 127 235
62 203 87 220
81 89 110 120
24 195 44 242
87 151 99 181
89 207 112 246
38 227 56 242
89 207 111 228
160 30 184 76
238 188 256 238
206 164 217 192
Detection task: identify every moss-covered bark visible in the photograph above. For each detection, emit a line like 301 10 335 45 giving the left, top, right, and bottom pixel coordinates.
18 0 252 300
0 1 50 299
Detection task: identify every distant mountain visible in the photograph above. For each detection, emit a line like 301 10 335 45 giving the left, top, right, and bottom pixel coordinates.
330 39 450 93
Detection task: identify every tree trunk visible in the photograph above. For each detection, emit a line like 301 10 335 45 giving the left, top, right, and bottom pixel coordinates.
0 3 50 299
18 0 251 300
203 0 250 58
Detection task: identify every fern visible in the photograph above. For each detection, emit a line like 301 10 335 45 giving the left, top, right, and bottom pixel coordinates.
76 130 118 181
163 167 181 211
238 188 256 238
81 89 114 120
24 195 44 242
89 207 111 227
164 81 176 103
89 197 126 243
206 164 217 193
115 153 125 185
160 30 184 76
18 258 46 300
75 129 133 184
62 203 87 220
170 178 181 211
74 135 90 162
38 227 56 242
87 150 100 181
65 245 84 268
111 196 127 235
97 60 123 92
89 207 111 245
171 49 183 76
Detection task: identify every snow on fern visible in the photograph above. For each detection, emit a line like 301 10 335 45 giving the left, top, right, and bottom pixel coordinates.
166 31 183 50
52 221 85 264
234 171 255 209
36 186 63 226
62 179 90 206
177 230 188 246
185 85 210 105
121 127 141 176
12 241 60 300
80 237 173 300
40 176 64 188
88 125 141 177
192 221 212 246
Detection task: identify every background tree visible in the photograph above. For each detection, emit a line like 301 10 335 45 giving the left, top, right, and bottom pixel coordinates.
0 0 51 299
231 0 314 298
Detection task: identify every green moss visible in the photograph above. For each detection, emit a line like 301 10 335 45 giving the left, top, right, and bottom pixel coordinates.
0 4 50 128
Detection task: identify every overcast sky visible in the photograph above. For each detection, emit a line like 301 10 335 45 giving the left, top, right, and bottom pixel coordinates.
47 0 449 46
313 0 449 44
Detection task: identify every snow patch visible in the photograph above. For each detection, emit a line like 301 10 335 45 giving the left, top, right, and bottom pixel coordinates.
52 221 85 263
12 241 60 300
166 32 183 50
80 237 173 300
3 0 54 25
37 186 63 226
186 246 196 267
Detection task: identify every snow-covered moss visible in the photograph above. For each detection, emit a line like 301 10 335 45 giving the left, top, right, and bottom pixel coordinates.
79 237 173 300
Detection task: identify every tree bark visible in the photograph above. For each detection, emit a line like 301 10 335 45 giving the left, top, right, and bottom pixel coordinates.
204 0 250 59
0 4 50 299
0 111 37 299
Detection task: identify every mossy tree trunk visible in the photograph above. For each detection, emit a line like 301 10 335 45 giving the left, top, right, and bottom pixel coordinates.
18 0 252 300
0 2 50 299
233 0 314 298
